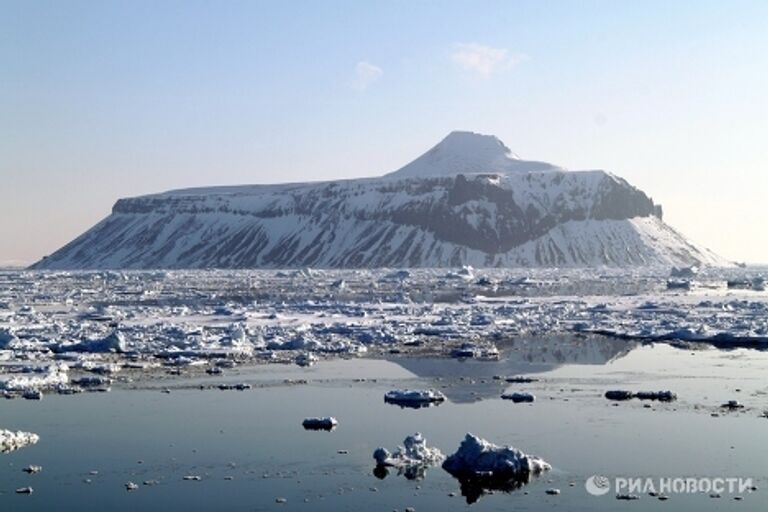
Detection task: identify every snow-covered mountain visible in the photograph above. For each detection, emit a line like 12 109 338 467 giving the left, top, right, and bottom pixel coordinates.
32 131 726 269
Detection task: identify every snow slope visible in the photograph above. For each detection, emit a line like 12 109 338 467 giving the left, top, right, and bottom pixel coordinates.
31 132 727 269
386 131 557 178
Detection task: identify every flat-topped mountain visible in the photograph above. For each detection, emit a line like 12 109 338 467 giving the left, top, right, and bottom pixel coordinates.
32 131 725 269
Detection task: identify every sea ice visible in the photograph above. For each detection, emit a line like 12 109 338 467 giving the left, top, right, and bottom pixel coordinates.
0 266 765 393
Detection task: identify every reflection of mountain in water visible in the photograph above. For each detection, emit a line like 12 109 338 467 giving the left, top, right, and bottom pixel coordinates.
391 335 637 403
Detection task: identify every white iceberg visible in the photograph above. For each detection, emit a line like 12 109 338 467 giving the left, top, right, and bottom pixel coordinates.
373 433 444 480
442 433 550 478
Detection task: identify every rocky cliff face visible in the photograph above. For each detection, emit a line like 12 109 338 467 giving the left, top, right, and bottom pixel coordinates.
31 132 723 269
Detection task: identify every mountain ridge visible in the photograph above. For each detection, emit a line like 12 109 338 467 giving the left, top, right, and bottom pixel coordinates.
31 132 727 269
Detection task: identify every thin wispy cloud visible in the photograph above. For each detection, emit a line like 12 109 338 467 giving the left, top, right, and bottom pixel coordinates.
349 61 383 90
451 43 526 77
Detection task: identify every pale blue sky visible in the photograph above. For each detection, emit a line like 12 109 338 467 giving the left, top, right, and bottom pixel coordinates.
2 0 766 264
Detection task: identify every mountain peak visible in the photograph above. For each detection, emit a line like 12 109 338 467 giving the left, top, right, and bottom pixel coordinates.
386 131 558 178
439 131 518 159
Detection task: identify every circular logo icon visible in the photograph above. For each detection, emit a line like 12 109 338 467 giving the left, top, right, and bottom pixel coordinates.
585 475 611 496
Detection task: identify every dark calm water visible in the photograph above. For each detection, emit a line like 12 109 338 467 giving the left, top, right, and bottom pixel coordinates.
2 339 767 511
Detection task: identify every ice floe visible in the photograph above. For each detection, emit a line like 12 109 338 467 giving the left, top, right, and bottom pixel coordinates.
1 429 40 453
384 389 446 408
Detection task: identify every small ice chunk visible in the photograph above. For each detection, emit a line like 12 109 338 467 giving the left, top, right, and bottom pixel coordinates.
505 376 538 383
22 465 42 474
125 482 138 491
501 392 535 403
302 417 338 431
384 389 446 407
22 389 43 400
605 390 634 401
295 352 318 367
